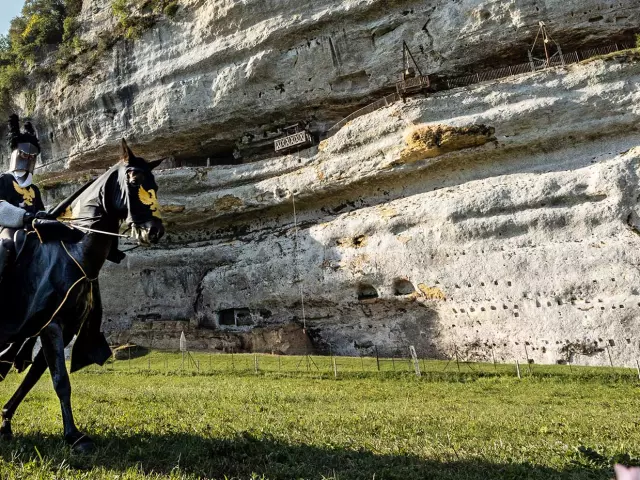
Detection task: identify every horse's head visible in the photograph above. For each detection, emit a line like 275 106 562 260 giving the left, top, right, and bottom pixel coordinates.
118 139 165 245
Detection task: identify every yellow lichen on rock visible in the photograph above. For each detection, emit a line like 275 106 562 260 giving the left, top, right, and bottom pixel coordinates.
214 195 244 212
347 254 370 272
398 124 496 164
377 205 398 219
162 204 186 214
417 284 446 301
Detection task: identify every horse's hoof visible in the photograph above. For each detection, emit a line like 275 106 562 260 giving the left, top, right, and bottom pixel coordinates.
0 420 12 441
66 432 94 453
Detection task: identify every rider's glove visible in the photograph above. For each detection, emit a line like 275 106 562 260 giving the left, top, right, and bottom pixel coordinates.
22 212 35 228
34 211 54 220
23 211 52 229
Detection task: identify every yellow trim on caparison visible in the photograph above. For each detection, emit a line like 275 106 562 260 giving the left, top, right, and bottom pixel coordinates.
35 241 88 335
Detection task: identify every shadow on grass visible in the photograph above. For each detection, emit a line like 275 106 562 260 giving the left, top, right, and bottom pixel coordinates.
0 431 610 480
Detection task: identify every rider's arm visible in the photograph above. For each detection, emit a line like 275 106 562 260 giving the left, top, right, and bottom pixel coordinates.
33 186 45 212
0 201 28 228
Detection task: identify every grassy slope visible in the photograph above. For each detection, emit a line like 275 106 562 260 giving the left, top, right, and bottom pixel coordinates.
0 353 637 479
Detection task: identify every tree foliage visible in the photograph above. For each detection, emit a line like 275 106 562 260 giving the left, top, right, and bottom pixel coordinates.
0 0 77 115
9 0 67 65
0 0 180 115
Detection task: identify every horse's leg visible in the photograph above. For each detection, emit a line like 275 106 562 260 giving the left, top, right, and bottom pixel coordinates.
0 350 48 440
40 322 94 453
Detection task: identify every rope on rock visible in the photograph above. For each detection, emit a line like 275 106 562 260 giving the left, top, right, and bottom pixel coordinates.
291 191 307 333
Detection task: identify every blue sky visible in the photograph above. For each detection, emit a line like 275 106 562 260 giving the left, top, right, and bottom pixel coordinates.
0 0 25 36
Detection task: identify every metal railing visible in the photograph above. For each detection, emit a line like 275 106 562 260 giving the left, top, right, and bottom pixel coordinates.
327 41 636 137
396 75 431 93
274 131 314 152
327 93 401 136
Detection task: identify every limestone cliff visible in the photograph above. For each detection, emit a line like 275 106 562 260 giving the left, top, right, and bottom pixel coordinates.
10 0 640 167
75 52 640 368
15 1 640 366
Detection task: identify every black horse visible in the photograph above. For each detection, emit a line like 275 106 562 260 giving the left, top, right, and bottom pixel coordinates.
0 140 164 452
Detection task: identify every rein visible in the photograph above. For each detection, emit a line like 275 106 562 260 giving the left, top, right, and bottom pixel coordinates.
65 224 130 238
57 216 131 239
59 219 143 251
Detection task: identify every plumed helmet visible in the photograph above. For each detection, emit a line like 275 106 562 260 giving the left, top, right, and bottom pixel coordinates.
7 114 40 174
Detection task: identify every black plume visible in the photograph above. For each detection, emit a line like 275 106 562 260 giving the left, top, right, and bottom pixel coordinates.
23 122 36 136
8 114 20 150
6 115 41 154
21 121 40 153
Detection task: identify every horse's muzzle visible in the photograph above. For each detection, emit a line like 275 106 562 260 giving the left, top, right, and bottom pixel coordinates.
131 219 165 246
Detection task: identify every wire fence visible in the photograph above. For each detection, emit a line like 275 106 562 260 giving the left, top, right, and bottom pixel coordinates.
76 347 640 382
327 41 636 137
327 93 401 137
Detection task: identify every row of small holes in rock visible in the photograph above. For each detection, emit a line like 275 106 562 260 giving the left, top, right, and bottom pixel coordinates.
451 299 638 315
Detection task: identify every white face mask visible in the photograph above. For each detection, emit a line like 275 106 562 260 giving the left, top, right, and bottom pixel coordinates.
12 171 32 188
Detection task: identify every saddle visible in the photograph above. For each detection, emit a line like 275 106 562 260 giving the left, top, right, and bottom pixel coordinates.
31 219 84 245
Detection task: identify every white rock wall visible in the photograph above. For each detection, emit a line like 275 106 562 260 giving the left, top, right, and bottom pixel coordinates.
26 0 640 168
91 54 640 366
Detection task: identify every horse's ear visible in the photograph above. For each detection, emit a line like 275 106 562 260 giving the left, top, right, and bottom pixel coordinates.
147 158 164 170
121 138 134 164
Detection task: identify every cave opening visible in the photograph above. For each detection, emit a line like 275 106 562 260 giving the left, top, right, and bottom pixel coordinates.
393 279 416 296
217 308 253 327
173 144 240 167
357 283 379 301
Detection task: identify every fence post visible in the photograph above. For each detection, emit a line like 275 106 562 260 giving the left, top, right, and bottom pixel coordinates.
524 344 533 375
409 346 421 378
333 357 338 378
491 345 497 371
606 346 615 372
515 360 521 379
375 345 380 372
636 359 640 380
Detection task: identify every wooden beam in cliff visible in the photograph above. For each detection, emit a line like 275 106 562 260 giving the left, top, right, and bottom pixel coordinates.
396 41 430 100
528 21 566 71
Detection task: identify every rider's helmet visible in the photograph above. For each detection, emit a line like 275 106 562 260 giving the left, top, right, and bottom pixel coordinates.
7 114 40 187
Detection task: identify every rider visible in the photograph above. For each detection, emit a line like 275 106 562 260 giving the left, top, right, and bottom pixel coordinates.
0 114 45 281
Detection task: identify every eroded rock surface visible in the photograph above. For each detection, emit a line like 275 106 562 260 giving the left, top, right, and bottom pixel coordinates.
14 0 640 366
68 52 640 367
8 0 640 169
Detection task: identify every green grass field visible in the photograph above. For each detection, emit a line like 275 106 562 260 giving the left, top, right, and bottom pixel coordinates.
0 352 637 479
